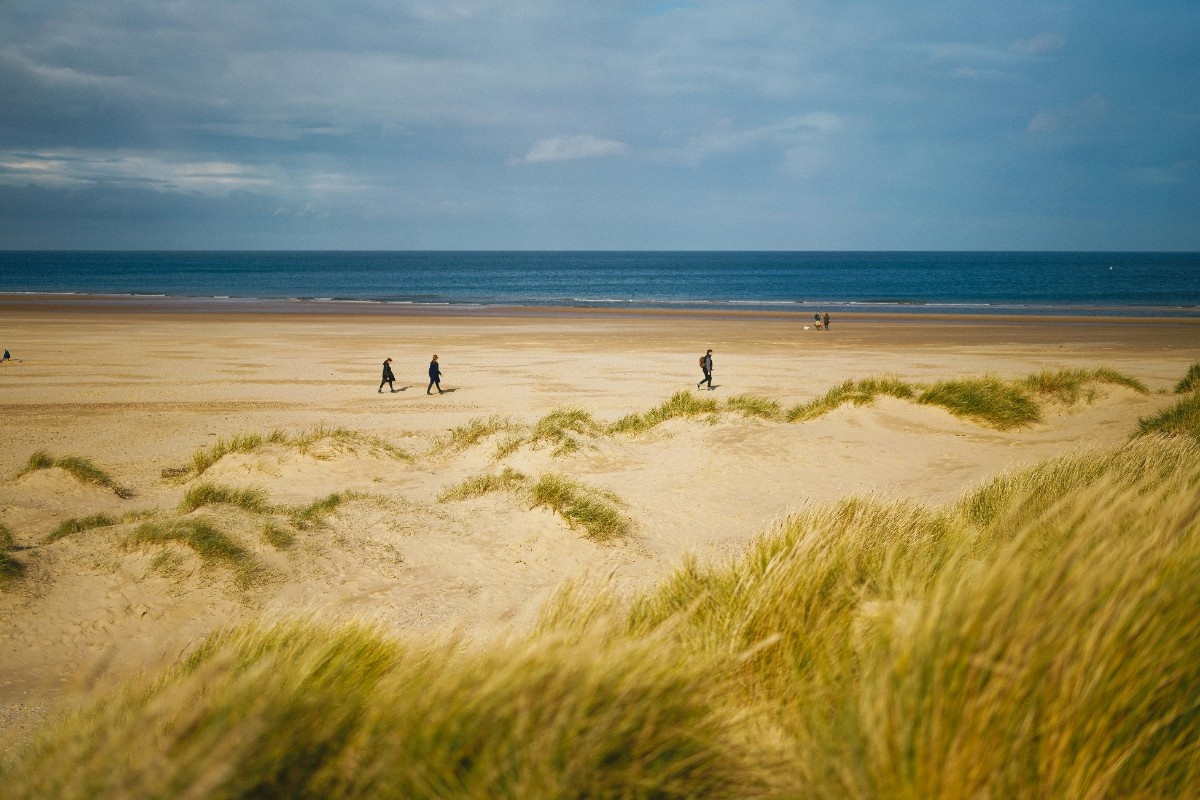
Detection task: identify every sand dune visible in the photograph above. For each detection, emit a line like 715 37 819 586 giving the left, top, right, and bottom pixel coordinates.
1 300 1196 741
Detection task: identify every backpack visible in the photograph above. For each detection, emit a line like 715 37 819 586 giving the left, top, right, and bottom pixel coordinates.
699 355 707 368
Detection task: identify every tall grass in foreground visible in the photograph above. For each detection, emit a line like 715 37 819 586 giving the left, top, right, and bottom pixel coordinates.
2 623 777 800
7 437 1199 797
1135 391 1200 441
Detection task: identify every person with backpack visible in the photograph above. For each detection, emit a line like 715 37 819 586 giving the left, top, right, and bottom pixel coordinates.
697 349 713 390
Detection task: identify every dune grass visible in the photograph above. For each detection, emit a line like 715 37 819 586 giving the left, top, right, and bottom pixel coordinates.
915 375 1041 429
780 369 1143 429
436 415 521 454
437 468 529 503
2 622 773 800
1135 391 1200 440
124 518 263 588
20 451 132 497
42 513 119 544
1022 366 1147 402
785 376 916 422
527 408 602 455
261 522 295 550
0 523 23 588
440 469 630 542
608 390 720 435
186 427 408 479
1175 362 1200 394
180 482 270 514
529 474 630 542
7 435 1198 797
723 394 783 420
287 492 360 530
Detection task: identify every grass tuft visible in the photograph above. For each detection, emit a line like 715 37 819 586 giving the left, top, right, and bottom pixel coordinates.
20 451 130 496
724 394 783 421
1022 367 1147 404
261 522 295 550
438 468 529 503
1176 363 1200 394
786 376 915 422
528 408 602 455
125 518 262 588
43 513 119 544
917 376 1041 429
180 482 270 514
529 474 630 542
1135 391 1200 441
438 416 520 454
0 523 24 588
608 390 719 435
288 492 358 530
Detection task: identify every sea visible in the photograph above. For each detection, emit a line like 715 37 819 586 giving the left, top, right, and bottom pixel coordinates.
1 251 1198 318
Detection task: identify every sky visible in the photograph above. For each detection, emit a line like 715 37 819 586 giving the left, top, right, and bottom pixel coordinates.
0 0 1197 250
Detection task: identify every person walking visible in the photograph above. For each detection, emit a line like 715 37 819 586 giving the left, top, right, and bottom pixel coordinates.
823 312 831 331
379 357 396 393
427 354 443 394
697 349 713 390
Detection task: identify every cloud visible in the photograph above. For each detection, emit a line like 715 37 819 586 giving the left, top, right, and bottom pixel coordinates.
1027 94 1109 133
1128 160 1196 186
1010 32 1065 57
517 135 629 164
677 113 844 166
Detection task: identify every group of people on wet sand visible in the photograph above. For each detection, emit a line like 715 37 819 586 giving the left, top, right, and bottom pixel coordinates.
379 355 443 394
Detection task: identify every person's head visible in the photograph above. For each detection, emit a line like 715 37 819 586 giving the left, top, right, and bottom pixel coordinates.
706 349 712 355
385 357 391 363
432 354 438 361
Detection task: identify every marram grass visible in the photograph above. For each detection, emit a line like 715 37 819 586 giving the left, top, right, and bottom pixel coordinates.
8 438 1197 797
528 473 630 542
186 427 408 478
124 518 263 588
179 482 270 514
20 451 132 497
2 623 779 800
0 522 23 587
1176 362 1200 394
42 513 119 544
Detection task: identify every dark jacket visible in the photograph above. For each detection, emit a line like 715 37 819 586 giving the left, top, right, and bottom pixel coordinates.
382 361 395 381
428 360 441 380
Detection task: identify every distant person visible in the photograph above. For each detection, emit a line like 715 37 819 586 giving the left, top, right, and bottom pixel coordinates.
427 354 443 394
823 312 830 331
697 349 713 390
379 357 396 393
1 349 8 362
813 312 823 329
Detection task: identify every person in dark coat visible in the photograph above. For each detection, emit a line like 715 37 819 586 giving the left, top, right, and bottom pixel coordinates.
427 354 443 394
823 312 831 331
697 349 713 390
379 357 396 393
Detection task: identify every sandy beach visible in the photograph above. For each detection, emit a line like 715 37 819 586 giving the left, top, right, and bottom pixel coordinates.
2 296 1198 741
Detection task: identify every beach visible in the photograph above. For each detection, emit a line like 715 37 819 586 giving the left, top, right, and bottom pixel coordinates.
2 296 1198 742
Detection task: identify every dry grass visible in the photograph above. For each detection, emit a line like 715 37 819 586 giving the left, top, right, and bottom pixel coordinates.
8 436 1197 797
20 451 132 497
42 513 119 544
124 518 264 589
437 468 529 502
528 474 630 542
179 482 270 514
1176 363 1200 394
0 522 23 588
186 427 408 478
608 390 720 435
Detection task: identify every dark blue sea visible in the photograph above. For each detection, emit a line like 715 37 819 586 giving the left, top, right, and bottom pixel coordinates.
1 251 1198 317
